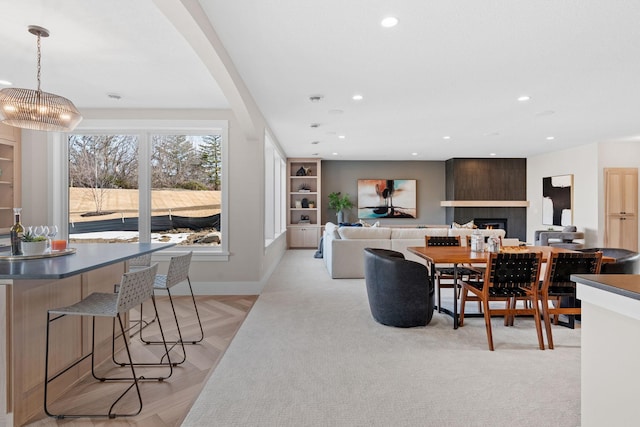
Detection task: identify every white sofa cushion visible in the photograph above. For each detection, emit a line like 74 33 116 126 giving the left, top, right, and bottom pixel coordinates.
390 228 449 239
338 227 392 240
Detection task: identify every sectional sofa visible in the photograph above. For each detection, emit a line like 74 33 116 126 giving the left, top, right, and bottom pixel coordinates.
322 222 506 279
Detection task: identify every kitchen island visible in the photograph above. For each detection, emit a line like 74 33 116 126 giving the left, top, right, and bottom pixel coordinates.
573 274 640 427
0 243 174 426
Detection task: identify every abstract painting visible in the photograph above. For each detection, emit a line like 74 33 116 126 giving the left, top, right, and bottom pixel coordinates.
357 179 416 219
542 174 573 226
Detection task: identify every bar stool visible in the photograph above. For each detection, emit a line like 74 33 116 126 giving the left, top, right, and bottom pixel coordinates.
140 251 204 349
44 264 172 419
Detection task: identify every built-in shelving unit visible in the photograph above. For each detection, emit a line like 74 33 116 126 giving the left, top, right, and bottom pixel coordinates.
287 158 321 248
0 124 21 235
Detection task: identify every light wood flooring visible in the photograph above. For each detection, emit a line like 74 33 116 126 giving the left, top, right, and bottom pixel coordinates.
26 295 258 427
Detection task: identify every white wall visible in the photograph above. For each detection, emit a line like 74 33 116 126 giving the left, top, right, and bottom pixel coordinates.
527 143 599 246
528 141 640 247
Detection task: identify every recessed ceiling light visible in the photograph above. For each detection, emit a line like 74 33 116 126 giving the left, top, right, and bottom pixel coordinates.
332 152 339 156
411 152 418 156
0 80 12 86
352 94 363 101
443 136 451 140
338 135 346 139
381 16 398 28
517 95 531 102
546 136 555 140
489 153 497 156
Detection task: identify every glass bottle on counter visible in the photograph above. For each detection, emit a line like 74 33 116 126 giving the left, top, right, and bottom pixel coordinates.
10 208 24 256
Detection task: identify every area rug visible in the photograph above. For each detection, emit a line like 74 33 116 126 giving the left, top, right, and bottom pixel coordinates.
183 250 580 427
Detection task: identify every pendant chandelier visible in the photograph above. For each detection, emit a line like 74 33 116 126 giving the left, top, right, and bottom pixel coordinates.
0 25 82 132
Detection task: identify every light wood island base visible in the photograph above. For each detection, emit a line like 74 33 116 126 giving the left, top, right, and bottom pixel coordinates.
0 243 173 426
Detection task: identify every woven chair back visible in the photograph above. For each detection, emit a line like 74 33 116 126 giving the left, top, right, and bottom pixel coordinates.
426 236 460 247
116 263 158 313
165 251 193 289
486 252 542 290
129 253 152 268
544 251 602 293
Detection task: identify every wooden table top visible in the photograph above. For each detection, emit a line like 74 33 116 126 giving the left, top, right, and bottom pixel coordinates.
407 245 612 264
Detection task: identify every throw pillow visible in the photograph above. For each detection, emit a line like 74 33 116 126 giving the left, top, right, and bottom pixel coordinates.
452 220 476 229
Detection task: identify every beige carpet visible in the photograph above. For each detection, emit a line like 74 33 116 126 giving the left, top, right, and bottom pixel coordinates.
183 250 580 427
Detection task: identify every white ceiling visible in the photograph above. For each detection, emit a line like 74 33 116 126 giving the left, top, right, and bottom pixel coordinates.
2 0 640 161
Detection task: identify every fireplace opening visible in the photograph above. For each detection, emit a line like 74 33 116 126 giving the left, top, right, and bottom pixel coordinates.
474 218 507 234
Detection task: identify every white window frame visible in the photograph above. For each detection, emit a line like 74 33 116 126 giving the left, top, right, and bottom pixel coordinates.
264 131 286 247
51 119 229 261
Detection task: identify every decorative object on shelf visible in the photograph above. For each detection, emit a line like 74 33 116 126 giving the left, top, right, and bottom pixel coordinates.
295 200 302 208
298 183 311 192
301 198 309 208
21 231 48 256
303 166 312 175
542 174 573 226
296 166 307 176
308 201 315 208
0 25 82 132
328 192 353 224
298 215 310 224
357 179 417 219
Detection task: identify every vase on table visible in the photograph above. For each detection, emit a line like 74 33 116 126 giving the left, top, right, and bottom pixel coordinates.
21 240 48 256
337 210 348 224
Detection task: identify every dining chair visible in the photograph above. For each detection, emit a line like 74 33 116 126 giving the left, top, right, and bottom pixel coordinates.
459 251 544 351
44 264 173 419
539 251 602 349
426 236 482 313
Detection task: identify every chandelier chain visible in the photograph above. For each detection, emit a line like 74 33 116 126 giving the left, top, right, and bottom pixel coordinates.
36 32 42 92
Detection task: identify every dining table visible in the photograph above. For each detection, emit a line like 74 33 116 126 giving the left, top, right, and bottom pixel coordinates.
407 245 613 329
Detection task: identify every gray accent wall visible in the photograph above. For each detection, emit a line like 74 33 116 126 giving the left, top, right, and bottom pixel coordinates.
321 160 446 226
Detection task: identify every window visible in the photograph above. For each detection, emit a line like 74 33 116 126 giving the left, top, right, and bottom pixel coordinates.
264 132 286 246
64 121 227 256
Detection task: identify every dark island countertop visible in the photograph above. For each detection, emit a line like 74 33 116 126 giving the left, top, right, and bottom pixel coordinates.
572 274 640 301
0 243 175 280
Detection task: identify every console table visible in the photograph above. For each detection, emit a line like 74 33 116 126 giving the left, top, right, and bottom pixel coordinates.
0 243 174 426
573 274 640 427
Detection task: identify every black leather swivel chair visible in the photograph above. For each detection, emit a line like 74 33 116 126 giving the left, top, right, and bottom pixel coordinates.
579 248 640 274
363 248 434 327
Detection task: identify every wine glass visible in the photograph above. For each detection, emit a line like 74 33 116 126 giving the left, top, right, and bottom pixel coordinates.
47 225 58 251
33 225 46 239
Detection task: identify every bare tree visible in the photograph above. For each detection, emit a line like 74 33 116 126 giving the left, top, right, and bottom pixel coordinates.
68 135 137 213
